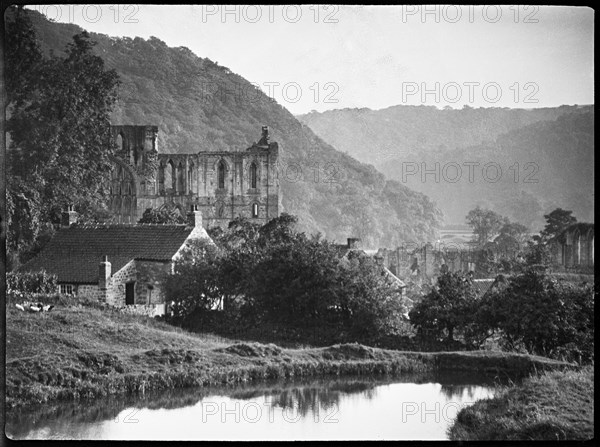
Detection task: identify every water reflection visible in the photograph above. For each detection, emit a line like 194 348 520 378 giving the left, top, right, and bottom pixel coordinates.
6 371 512 440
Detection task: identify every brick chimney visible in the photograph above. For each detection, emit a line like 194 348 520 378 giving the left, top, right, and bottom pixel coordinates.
347 238 361 249
99 255 111 290
187 203 203 228
61 205 78 228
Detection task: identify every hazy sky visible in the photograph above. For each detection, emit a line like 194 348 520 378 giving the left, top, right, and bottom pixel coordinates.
27 5 594 114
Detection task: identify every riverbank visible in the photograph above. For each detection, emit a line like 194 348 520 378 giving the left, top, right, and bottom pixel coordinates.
6 305 573 410
448 366 594 440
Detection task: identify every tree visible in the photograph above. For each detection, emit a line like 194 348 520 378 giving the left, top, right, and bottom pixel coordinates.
165 214 407 341
524 208 577 267
540 208 577 241
165 238 222 322
466 207 508 247
493 222 530 259
478 269 594 361
6 7 120 266
409 271 478 342
138 206 186 224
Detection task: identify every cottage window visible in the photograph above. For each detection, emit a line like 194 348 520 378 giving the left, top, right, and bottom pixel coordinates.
60 284 74 295
147 285 154 304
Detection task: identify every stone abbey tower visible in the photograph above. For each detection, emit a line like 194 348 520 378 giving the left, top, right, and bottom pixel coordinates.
107 125 281 228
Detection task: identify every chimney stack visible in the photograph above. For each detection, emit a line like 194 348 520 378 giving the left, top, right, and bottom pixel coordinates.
99 255 111 290
61 205 78 228
187 203 203 228
347 238 361 249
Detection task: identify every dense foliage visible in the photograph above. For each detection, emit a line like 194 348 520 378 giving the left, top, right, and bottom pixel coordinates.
5 6 120 269
138 205 186 224
479 270 594 362
299 106 594 229
6 271 58 296
410 269 594 363
23 7 443 247
409 271 478 342
165 214 408 342
466 206 509 247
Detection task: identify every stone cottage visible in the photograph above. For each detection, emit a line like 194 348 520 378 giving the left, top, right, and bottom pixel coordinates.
20 207 212 316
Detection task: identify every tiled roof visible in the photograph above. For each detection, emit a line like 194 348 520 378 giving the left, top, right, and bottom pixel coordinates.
20 224 198 284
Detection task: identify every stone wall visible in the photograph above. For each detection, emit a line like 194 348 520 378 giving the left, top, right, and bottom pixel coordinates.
104 260 137 307
76 259 169 316
134 260 171 305
77 284 105 301
108 125 280 228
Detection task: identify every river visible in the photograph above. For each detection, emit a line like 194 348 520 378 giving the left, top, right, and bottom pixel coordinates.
6 371 511 440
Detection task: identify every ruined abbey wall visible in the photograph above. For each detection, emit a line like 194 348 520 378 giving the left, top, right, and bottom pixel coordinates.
108 125 281 228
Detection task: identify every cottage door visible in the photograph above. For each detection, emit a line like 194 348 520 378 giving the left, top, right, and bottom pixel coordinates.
125 282 135 305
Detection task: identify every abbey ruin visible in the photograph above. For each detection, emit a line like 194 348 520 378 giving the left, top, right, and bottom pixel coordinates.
107 125 281 227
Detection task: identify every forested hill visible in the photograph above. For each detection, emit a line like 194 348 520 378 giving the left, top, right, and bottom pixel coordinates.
23 8 442 247
297 104 592 164
298 105 594 228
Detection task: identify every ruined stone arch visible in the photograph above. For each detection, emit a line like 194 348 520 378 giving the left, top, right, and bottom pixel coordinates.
165 159 175 192
109 156 138 196
188 161 197 193
116 133 125 153
176 161 185 194
249 161 258 189
108 156 138 223
251 201 259 218
214 158 230 190
158 161 166 195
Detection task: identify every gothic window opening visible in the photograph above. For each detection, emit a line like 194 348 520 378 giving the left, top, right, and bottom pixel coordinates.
116 133 124 153
177 162 184 194
165 160 175 192
158 162 165 194
252 203 259 218
250 162 257 189
218 160 226 190
188 162 196 193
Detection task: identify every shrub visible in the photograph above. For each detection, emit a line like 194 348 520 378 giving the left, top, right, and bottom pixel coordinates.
7 270 58 295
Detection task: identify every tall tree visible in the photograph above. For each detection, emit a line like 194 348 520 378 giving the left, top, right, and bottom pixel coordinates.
6 6 120 267
465 206 508 247
409 271 478 342
540 208 577 241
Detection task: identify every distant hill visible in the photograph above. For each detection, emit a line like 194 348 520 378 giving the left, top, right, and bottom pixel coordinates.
298 105 594 229
18 8 443 247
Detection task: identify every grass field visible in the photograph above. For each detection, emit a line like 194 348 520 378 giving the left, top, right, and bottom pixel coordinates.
5 304 574 412
448 366 594 440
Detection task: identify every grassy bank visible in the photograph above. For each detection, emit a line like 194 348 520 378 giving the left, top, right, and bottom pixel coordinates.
448 366 594 440
6 305 573 410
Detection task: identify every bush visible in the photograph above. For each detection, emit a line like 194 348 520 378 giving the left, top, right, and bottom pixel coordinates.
478 269 594 363
7 270 58 295
409 271 478 342
165 214 409 342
